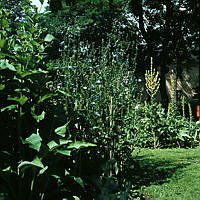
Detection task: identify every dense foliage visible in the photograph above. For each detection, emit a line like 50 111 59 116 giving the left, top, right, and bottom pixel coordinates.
0 3 98 200
0 1 138 199
0 0 199 200
124 103 200 148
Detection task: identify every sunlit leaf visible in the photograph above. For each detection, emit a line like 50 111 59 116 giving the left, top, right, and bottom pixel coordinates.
73 196 80 200
2 166 13 172
74 177 84 188
1 105 17 112
65 170 70 175
31 109 45 122
47 139 72 151
114 162 119 175
24 133 42 152
39 166 48 175
47 140 58 150
59 139 72 145
67 141 96 149
55 123 68 137
56 149 71 156
18 157 45 173
44 34 55 42
7 96 28 105
0 59 16 71
52 175 60 179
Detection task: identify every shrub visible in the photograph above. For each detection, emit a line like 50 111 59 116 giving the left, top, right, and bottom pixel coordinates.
123 103 200 148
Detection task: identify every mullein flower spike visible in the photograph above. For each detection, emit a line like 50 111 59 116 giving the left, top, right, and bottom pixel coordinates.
145 57 160 100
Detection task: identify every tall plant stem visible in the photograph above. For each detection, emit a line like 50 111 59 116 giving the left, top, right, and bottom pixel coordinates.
109 96 113 176
16 104 23 157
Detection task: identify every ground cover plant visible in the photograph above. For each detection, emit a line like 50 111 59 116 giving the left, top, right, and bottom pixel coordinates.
132 147 200 200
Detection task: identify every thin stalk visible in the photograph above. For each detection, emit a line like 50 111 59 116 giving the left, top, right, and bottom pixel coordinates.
188 103 193 122
29 169 36 200
182 96 185 117
109 96 115 176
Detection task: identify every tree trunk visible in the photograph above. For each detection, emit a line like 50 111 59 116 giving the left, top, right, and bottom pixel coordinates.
160 63 169 109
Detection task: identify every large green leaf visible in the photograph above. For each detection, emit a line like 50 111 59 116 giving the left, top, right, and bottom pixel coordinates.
44 34 55 42
56 149 71 156
7 96 28 105
47 140 58 150
55 123 68 137
24 133 42 152
31 157 44 168
31 109 45 122
67 141 96 149
18 157 45 174
47 139 72 151
1 105 17 112
0 59 16 71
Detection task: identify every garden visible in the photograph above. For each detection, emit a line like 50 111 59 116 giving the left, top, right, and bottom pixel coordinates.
0 0 199 199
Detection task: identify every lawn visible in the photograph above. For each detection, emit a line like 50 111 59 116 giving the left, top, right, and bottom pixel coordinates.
131 147 200 200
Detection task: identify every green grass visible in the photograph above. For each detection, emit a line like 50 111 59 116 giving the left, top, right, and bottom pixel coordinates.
131 147 200 200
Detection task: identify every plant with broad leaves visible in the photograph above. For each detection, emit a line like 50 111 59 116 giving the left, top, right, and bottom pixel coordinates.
0 3 97 200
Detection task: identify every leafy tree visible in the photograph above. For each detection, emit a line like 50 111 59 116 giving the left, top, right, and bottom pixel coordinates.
129 0 199 106
44 0 136 65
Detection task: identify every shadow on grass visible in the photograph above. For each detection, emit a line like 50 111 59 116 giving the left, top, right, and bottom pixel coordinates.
127 155 190 189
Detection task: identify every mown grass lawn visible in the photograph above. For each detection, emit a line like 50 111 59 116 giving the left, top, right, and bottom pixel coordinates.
131 147 200 200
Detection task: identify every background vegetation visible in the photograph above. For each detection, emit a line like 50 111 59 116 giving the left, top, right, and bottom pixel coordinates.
0 0 199 199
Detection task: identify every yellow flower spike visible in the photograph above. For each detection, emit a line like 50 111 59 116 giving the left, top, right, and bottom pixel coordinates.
145 57 160 100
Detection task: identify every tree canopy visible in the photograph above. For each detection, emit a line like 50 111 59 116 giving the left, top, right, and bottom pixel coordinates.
46 0 199 105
